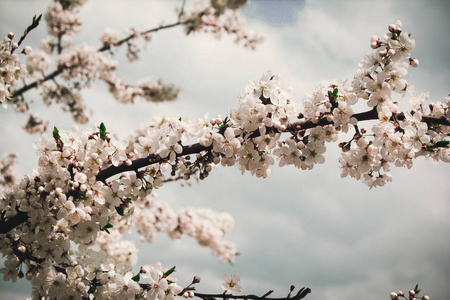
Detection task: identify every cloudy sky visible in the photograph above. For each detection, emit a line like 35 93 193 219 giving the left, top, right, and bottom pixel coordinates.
0 0 449 299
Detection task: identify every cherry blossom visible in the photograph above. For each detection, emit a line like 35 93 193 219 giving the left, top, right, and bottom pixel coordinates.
222 273 242 293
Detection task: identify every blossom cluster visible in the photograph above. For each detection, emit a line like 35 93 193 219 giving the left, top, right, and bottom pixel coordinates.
44 0 82 39
0 32 29 108
0 117 237 297
337 21 450 188
0 19 448 299
390 287 429 300
134 199 236 263
0 153 18 194
182 0 264 49
7 0 262 133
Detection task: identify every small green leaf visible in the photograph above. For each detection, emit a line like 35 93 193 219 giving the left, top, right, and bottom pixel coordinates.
98 122 108 140
414 283 421 295
101 223 113 234
163 266 176 278
52 126 64 148
53 126 60 141
115 206 124 216
333 88 338 97
132 274 140 282
124 197 132 203
435 140 449 148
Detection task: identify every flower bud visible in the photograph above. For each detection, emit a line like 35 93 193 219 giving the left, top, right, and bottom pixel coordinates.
183 292 189 298
409 58 419 68
378 49 387 57
390 292 398 300
388 48 396 56
12 42 18 49
357 137 369 148
370 35 381 49
22 45 32 55
409 290 416 297
192 275 201 284
423 296 429 300
26 271 33 280
7 32 14 40
388 23 398 32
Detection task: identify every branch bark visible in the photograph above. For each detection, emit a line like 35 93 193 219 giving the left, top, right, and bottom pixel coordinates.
192 288 311 300
0 109 448 234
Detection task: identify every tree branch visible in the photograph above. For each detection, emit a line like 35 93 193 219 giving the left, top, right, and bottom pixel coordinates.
12 14 42 54
1 108 448 234
11 67 64 99
11 19 187 100
0 211 27 234
97 20 186 52
192 288 311 300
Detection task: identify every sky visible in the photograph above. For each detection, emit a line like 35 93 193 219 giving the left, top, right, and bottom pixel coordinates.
0 0 449 299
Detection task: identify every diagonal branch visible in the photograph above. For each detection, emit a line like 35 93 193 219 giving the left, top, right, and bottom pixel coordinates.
12 14 42 54
0 211 27 234
1 108 448 234
11 19 187 100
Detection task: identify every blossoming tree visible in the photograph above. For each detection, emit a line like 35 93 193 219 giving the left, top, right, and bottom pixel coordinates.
0 0 447 299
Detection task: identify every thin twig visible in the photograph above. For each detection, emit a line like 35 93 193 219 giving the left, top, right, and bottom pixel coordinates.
12 14 42 54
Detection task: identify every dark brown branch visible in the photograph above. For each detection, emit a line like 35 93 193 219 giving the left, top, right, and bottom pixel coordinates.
0 211 27 234
11 67 63 99
286 107 380 132
286 108 450 132
96 143 210 183
192 288 311 300
13 14 42 54
97 108 449 183
98 21 186 52
1 108 448 234
11 20 187 100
